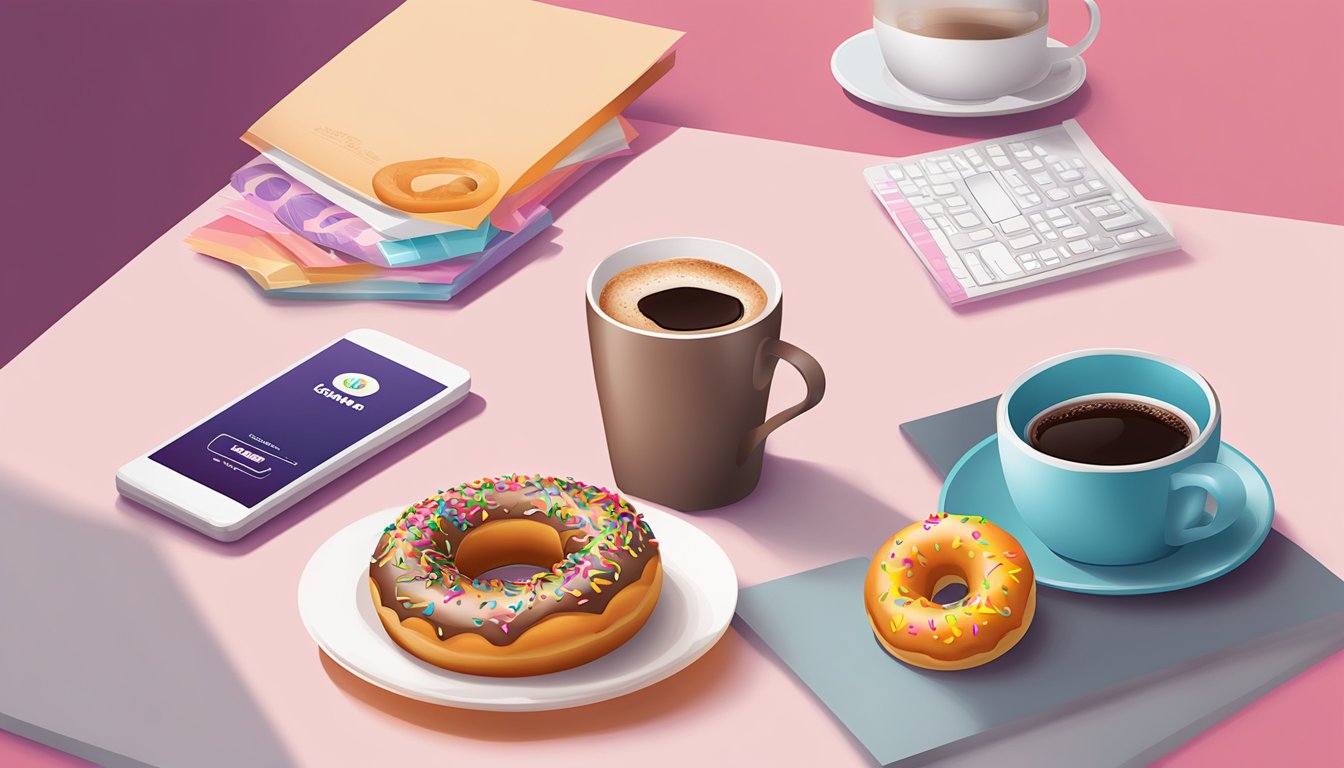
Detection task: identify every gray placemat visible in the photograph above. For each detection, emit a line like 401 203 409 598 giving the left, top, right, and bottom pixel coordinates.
735 398 1344 766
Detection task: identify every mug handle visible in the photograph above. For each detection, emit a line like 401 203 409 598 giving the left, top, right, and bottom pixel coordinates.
1048 0 1101 63
1165 462 1247 546
737 339 826 465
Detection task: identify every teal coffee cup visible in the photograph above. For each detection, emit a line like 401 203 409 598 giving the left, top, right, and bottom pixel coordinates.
996 350 1247 565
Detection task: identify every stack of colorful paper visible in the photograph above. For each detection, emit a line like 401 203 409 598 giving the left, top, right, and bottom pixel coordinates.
187 0 681 301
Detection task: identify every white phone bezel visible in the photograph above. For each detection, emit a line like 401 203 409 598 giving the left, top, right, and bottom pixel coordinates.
115 329 470 541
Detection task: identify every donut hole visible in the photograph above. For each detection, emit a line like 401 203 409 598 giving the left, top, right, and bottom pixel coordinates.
453 519 564 582
411 173 478 194
930 574 970 607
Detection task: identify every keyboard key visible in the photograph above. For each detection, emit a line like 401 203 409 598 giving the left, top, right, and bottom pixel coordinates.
1045 208 1063 218
992 156 1011 168
962 252 995 285
1044 231 1059 240
886 166 904 180
1105 203 1124 215
986 144 1005 156
1029 213 1045 223
1013 186 1031 195
932 184 957 196
1034 222 1050 233
1053 161 1069 172
1051 216 1073 227
904 164 923 177
977 242 1022 277
1088 179 1106 190
953 212 980 227
1043 256 1061 266
1031 171 1052 184
1068 239 1094 254
1072 158 1087 168
1116 231 1142 244
1089 235 1116 251
1024 194 1041 205
1073 184 1090 195
1008 233 1041 249
945 195 967 207
898 182 919 194
1059 169 1083 181
1061 226 1087 238
999 215 1030 234
1089 205 1109 217
944 251 970 279
1023 260 1042 271
1036 248 1060 261
936 216 955 232
1099 213 1142 231
929 174 955 185
1033 145 1048 157
1022 159 1044 171
1138 228 1155 237
968 229 995 242
1046 188 1070 200
966 172 1020 222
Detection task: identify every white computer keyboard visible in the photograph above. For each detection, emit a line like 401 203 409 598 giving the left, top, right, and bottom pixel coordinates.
864 120 1179 305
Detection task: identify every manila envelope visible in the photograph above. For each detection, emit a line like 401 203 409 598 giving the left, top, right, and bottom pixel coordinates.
243 0 681 229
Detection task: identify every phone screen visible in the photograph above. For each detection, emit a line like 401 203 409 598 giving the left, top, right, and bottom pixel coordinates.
150 339 447 507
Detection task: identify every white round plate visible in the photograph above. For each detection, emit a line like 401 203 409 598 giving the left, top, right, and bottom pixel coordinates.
298 503 738 711
830 29 1086 117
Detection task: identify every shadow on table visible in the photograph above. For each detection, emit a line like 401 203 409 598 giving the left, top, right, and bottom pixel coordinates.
690 455 918 565
841 80 1094 139
115 392 487 556
0 474 294 768
317 626 746 740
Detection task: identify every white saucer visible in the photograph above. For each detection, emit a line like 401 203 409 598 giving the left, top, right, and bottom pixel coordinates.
830 29 1087 117
298 503 737 711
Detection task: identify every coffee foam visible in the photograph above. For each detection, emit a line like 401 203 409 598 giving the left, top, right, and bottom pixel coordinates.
598 258 769 334
1031 399 1193 445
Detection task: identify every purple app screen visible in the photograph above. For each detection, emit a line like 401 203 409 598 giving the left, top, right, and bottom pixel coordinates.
150 339 447 507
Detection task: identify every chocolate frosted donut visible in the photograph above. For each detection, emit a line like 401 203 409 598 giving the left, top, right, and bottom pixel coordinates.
369 474 662 676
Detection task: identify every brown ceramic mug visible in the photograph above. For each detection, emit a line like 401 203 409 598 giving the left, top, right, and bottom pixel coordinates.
585 237 825 511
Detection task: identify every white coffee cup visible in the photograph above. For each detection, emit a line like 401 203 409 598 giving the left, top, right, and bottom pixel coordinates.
874 0 1100 101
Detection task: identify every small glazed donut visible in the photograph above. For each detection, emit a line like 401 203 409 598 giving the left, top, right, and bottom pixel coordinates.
864 513 1035 670
371 157 500 213
369 474 661 677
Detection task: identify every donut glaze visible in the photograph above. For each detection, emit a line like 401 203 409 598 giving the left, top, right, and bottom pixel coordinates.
369 474 661 676
864 513 1036 670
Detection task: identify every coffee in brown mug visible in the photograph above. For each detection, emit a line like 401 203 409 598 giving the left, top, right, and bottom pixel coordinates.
598 258 768 334
586 238 825 511
1029 397 1193 466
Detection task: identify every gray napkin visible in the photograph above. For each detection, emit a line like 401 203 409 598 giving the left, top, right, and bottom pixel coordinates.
735 397 1344 766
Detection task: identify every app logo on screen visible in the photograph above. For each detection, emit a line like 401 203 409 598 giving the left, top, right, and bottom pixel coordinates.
332 373 380 397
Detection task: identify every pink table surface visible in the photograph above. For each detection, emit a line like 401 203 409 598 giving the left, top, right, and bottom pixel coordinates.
1 125 1340 766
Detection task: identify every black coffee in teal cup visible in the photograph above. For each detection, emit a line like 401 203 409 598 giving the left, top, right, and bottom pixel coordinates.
996 350 1247 565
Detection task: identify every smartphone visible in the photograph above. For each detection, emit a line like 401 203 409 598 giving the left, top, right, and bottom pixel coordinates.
116 329 470 541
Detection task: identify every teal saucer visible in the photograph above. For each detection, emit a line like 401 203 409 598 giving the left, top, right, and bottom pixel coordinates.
939 436 1274 595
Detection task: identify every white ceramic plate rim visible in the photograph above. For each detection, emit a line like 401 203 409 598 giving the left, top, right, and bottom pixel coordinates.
830 29 1086 117
298 503 738 711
